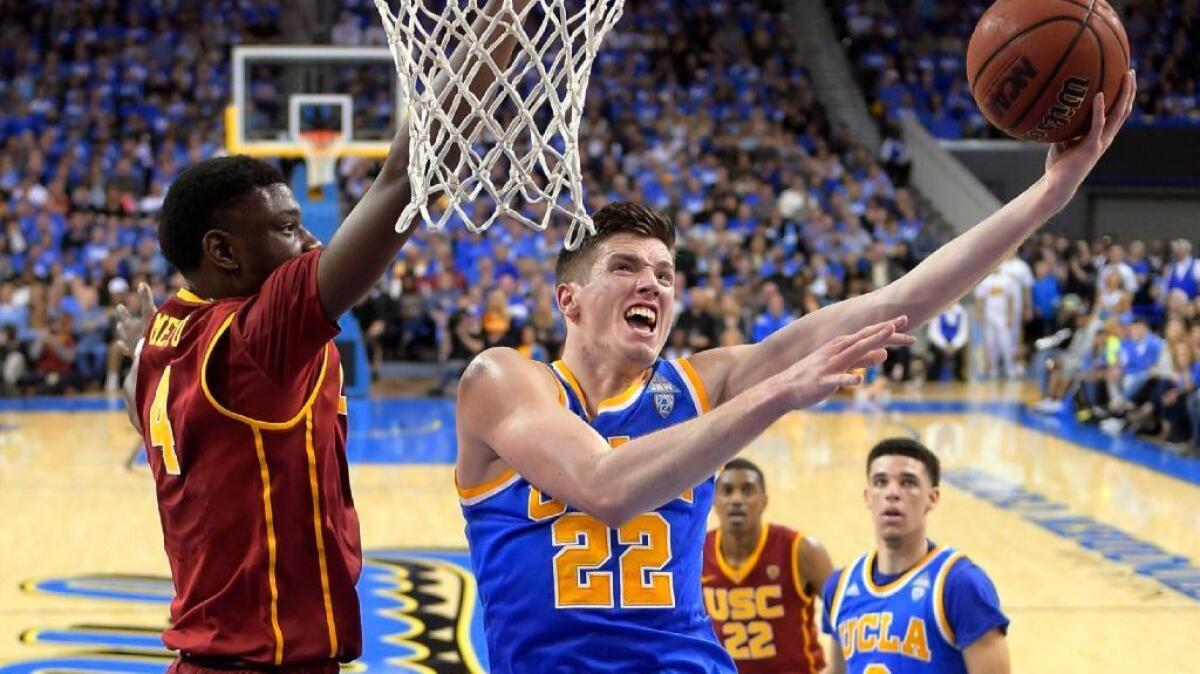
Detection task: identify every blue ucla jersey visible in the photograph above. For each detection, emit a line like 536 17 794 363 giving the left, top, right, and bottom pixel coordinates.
823 545 1007 674
460 358 736 673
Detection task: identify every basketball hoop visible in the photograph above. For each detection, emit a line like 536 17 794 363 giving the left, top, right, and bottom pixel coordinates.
298 130 346 196
374 0 624 250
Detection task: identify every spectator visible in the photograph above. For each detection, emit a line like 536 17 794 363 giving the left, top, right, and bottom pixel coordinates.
928 303 969 382
975 269 1018 380
1162 239 1200 301
1029 257 1062 344
751 292 794 343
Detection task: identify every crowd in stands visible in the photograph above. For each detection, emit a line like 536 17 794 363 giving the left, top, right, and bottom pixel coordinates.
338 0 941 385
0 0 1197 455
1021 236 1200 452
831 0 1200 139
0 0 284 393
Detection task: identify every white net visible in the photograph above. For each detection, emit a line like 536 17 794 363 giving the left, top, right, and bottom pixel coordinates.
298 130 346 194
374 0 623 250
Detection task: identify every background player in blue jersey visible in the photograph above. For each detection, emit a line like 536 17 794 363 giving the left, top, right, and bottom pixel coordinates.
821 439 1010 674
455 74 1133 672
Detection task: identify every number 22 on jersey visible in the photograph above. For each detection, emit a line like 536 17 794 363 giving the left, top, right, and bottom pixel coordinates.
531 489 675 609
148 366 181 475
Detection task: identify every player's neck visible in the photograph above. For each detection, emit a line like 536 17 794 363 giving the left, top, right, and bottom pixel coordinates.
875 534 929 575
720 524 763 566
558 343 648 416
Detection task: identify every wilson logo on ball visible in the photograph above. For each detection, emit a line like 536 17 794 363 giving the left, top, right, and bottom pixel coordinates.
1025 76 1091 142
986 55 1038 119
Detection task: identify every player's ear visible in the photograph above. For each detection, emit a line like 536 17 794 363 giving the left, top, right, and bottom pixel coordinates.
201 229 240 272
927 485 940 512
556 282 581 322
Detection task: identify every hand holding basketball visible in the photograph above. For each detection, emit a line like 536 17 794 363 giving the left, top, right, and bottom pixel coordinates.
1042 69 1136 206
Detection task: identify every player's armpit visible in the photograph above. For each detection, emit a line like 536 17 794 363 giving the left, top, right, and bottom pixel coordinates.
456 347 617 520
962 629 1010 674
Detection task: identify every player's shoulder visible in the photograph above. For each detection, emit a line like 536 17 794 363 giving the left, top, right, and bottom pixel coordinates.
460 347 560 407
766 522 801 547
464 346 544 380
145 292 234 350
942 552 995 591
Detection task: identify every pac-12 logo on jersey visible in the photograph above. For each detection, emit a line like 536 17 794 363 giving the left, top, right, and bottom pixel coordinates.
911 573 930 601
649 374 678 418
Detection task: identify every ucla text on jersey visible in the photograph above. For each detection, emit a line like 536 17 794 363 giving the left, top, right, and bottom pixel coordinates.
828 546 967 674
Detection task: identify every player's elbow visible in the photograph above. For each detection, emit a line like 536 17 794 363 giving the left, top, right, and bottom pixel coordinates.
567 477 637 528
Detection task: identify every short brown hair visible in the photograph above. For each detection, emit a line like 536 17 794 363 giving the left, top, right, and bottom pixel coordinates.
866 438 940 486
555 202 675 284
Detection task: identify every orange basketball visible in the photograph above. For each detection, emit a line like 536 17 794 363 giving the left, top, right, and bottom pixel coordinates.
966 0 1130 143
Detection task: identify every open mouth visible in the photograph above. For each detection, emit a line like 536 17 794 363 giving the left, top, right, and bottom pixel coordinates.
882 507 903 521
624 305 658 334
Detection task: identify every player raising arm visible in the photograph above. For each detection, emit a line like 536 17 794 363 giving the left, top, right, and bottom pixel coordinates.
113 2 530 671
453 71 1132 674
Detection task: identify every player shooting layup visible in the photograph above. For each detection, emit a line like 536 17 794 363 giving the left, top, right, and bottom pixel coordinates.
454 73 1134 672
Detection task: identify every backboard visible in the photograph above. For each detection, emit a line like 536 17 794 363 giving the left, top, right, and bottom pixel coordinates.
226 46 402 160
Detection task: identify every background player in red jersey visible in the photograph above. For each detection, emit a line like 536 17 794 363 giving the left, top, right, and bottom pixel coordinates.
703 458 834 674
111 4 529 672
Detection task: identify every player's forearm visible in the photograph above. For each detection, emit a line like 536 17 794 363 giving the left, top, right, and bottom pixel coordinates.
123 339 143 434
874 177 1061 329
719 178 1058 400
588 378 791 526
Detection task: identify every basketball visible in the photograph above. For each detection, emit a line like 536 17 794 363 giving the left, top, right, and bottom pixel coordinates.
966 0 1130 143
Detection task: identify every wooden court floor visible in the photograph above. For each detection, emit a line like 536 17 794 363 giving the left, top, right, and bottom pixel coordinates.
0 384 1197 673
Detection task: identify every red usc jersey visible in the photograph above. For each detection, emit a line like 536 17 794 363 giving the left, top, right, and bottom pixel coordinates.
702 524 826 674
134 250 362 666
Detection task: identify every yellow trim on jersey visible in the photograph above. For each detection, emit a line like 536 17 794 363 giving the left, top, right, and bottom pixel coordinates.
552 361 588 414
554 376 567 406
933 551 965 647
829 559 857 629
304 411 339 658
862 544 946 596
251 427 285 665
714 525 769 584
799 594 817 673
790 531 819 672
175 288 211 305
596 370 651 413
552 359 651 418
790 531 811 600
200 312 331 429
676 358 711 412
456 468 518 499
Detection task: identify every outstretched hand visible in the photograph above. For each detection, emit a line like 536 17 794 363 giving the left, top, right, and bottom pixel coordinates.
776 317 914 410
1043 70 1136 205
115 283 156 358
115 283 156 435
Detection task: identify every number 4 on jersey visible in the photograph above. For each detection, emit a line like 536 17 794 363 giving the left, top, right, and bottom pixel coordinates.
148 367 181 475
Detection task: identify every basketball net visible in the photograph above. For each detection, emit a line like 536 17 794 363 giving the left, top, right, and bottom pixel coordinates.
373 0 624 250
298 130 346 196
